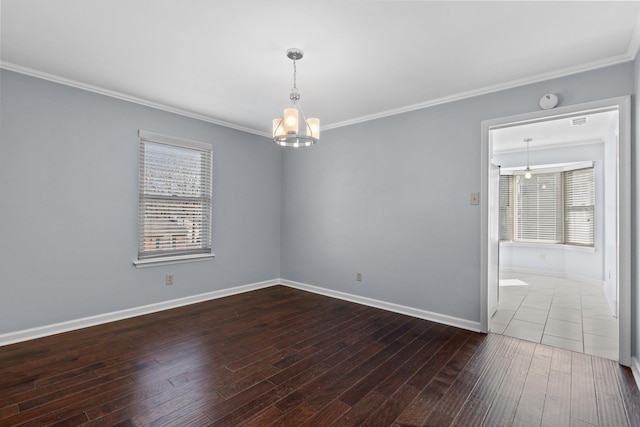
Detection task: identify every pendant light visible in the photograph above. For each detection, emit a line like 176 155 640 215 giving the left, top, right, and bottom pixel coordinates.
524 138 532 179
272 48 319 147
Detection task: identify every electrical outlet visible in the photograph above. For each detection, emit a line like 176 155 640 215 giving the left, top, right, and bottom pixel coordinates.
166 274 174 285
356 272 362 281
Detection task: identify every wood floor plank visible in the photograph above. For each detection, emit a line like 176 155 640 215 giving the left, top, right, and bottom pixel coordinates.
333 391 388 427
372 323 449 399
339 323 445 406
4 376 135 426
615 364 640 426
300 399 351 427
542 368 572 426
361 384 421 427
0 404 19 420
571 352 599 425
395 332 487 427
208 382 294 426
592 357 629 426
83 373 225 426
449 336 521 426
0 286 636 427
511 371 548 426
482 340 537 427
421 332 503 426
273 340 385 413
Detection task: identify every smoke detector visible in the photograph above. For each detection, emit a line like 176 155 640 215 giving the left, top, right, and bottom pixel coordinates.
539 93 558 109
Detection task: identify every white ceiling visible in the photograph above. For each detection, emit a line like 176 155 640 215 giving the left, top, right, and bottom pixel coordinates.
2 1 640 137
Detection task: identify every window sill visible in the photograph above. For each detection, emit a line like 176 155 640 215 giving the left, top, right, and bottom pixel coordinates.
500 241 595 253
133 253 215 268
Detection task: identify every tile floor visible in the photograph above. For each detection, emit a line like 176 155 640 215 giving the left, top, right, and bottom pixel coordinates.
491 272 618 360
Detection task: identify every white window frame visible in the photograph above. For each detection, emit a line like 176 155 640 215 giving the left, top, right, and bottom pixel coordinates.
134 130 214 267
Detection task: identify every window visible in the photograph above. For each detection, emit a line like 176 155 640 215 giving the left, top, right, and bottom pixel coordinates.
564 167 595 246
499 164 594 247
136 131 213 264
515 172 563 244
499 175 514 241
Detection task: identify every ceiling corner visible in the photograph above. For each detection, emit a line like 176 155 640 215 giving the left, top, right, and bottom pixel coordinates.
626 9 640 60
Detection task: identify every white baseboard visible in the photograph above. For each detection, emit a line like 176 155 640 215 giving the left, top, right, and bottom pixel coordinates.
632 356 640 391
280 279 482 333
500 267 603 286
0 277 484 347
0 279 279 347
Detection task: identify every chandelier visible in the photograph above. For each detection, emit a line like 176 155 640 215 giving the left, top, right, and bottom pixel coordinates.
272 48 320 147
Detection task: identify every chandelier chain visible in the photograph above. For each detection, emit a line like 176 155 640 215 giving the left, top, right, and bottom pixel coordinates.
292 59 297 91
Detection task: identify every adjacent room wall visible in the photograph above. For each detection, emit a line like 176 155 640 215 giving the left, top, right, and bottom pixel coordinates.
0 70 282 335
281 63 634 327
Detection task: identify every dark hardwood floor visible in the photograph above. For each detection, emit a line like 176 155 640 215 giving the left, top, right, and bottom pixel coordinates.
1 285 638 426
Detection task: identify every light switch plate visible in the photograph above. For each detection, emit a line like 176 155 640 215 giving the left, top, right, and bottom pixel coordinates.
470 193 479 205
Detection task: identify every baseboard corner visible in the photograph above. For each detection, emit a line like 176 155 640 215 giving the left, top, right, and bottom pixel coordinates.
279 278 481 333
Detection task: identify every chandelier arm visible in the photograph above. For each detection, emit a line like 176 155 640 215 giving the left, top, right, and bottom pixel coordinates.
296 102 312 135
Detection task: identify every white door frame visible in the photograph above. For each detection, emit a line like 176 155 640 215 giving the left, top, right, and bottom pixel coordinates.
480 96 631 367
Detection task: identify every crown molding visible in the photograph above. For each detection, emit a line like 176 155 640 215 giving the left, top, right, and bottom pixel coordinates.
323 54 634 131
627 10 640 60
0 61 270 138
2 50 635 137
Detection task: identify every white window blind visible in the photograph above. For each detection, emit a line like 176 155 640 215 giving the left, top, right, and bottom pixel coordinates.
500 164 595 247
515 173 563 244
499 175 514 241
138 131 212 260
564 167 594 246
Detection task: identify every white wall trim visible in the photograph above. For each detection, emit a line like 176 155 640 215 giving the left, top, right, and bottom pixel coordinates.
2 54 634 137
280 279 482 333
0 61 269 138
500 268 604 287
0 279 279 347
324 55 633 131
494 138 604 155
1 277 482 348
626 10 640 60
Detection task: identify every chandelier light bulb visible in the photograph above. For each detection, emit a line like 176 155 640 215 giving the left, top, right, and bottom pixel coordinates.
306 118 320 138
284 108 299 133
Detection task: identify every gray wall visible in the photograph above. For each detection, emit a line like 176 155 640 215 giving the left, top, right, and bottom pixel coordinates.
0 70 282 334
281 63 635 324
1 60 637 366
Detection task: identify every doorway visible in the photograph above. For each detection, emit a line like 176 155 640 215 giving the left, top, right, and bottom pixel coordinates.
480 96 631 366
